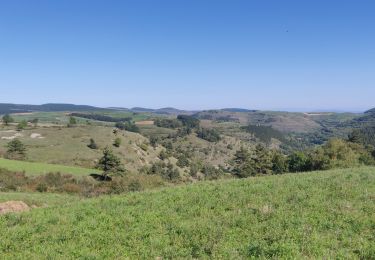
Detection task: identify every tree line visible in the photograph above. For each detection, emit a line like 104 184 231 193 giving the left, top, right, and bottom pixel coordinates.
70 113 132 123
231 138 375 178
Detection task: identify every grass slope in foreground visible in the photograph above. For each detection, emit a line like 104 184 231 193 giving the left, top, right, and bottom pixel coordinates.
0 158 100 176
1 167 374 259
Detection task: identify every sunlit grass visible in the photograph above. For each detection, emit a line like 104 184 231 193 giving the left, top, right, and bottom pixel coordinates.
0 167 374 258
0 158 99 176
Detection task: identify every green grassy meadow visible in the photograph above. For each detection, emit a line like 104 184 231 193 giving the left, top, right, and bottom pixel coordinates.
0 158 99 176
0 167 374 259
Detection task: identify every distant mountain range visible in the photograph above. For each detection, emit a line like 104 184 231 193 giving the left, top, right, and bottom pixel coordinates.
0 103 198 115
107 106 196 115
0 103 373 116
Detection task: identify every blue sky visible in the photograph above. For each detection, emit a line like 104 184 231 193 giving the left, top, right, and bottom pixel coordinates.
0 0 374 111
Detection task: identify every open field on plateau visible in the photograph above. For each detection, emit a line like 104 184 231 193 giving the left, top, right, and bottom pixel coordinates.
0 126 163 171
0 167 374 259
0 158 99 176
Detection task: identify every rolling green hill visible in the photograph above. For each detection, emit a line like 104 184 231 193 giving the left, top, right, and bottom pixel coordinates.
0 126 164 172
1 167 374 259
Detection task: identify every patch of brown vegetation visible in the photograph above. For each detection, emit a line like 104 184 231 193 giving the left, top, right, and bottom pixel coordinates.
135 120 154 125
0 201 30 215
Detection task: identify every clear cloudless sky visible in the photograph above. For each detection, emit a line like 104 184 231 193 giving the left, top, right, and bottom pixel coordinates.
0 0 374 111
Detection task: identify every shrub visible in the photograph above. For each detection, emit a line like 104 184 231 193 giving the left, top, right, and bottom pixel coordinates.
159 150 168 160
176 155 190 168
197 128 221 142
0 169 28 191
128 180 142 192
42 172 65 187
113 137 122 148
147 162 180 182
67 116 77 127
107 178 128 194
17 120 28 130
189 162 201 177
202 165 223 180
31 118 39 127
149 136 159 147
62 183 82 194
36 183 48 192
139 143 148 151
6 139 27 160
154 118 182 129
88 138 98 149
162 164 180 181
115 121 140 133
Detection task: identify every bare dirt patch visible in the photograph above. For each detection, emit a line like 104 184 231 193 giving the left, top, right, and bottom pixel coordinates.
0 201 30 215
30 133 44 139
11 112 34 116
1 133 23 140
135 120 154 125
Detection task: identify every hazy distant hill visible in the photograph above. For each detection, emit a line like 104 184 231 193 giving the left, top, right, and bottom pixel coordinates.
0 103 109 115
347 107 375 127
365 108 375 115
221 108 258 113
130 107 195 115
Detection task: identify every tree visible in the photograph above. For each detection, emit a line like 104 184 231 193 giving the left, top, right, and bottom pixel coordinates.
320 138 360 169
177 115 200 129
97 147 124 179
115 121 140 133
87 138 98 149
176 155 190 168
31 118 39 127
232 145 273 178
2 114 14 125
113 137 122 148
252 144 273 175
159 150 168 160
6 139 27 160
196 128 221 142
162 163 180 181
154 118 182 129
67 116 77 127
232 147 255 178
271 150 288 174
149 136 159 147
17 120 28 130
288 152 310 172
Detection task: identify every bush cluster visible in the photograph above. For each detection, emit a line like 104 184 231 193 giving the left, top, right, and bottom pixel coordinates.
115 121 140 133
0 169 164 197
231 138 375 178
